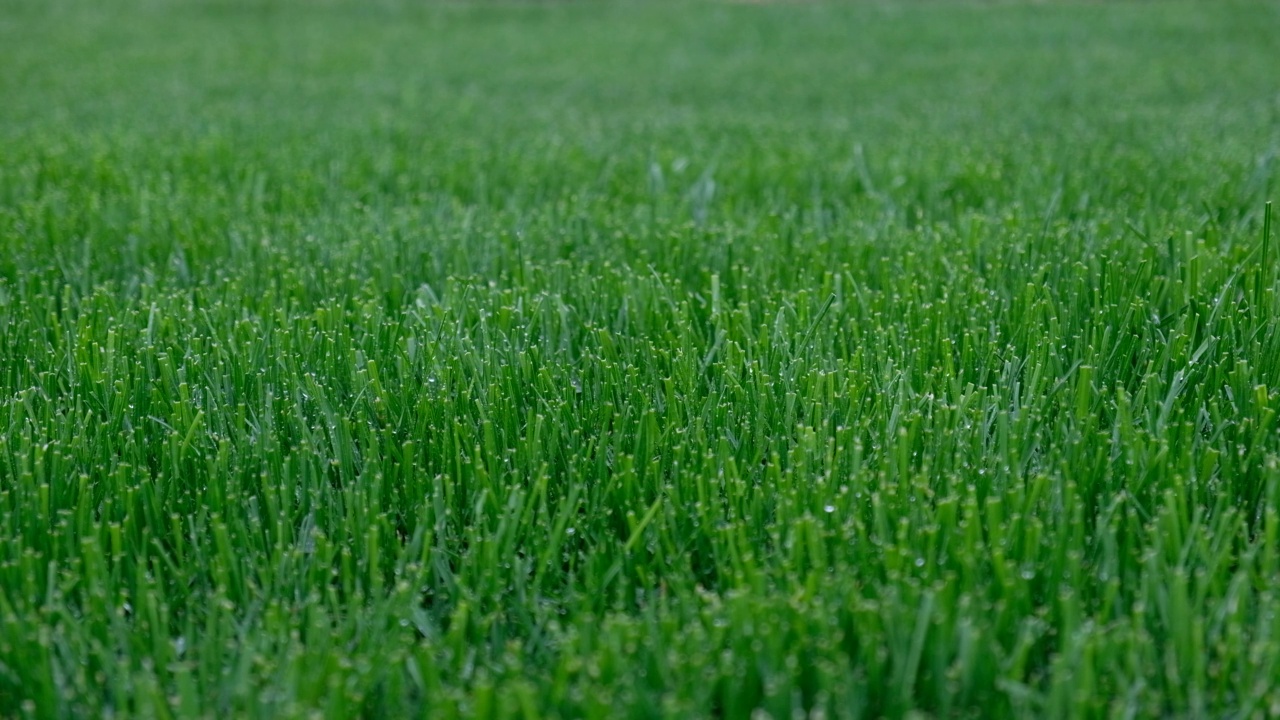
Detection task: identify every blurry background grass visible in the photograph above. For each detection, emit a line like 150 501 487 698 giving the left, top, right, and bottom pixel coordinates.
2 1 1280 717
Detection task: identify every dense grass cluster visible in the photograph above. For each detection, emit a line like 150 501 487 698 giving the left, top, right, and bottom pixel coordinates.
2 1 1280 717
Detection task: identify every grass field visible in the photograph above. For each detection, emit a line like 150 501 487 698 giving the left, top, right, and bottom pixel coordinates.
2 0 1280 717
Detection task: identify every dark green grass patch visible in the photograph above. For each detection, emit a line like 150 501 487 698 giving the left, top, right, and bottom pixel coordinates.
2 1 1279 717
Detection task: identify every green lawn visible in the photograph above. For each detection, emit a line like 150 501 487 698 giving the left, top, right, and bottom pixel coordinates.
2 0 1279 717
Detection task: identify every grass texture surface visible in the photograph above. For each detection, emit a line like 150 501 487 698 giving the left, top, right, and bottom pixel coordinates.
2 1 1280 717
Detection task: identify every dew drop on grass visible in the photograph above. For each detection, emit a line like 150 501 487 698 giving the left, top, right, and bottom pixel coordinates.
823 505 835 513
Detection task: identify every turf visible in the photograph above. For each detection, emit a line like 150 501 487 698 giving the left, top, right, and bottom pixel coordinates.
2 0 1279 717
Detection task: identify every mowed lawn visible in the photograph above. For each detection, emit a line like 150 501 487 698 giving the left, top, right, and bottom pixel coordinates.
2 0 1279 717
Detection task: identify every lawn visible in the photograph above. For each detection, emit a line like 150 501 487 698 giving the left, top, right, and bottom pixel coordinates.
2 0 1279 717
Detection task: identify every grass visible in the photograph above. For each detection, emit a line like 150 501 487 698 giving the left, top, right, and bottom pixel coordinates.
1 0 1279 717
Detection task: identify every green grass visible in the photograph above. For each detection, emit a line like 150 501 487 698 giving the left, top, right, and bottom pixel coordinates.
2 0 1280 717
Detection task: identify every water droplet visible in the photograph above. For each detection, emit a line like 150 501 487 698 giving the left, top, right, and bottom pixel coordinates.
823 505 836 513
